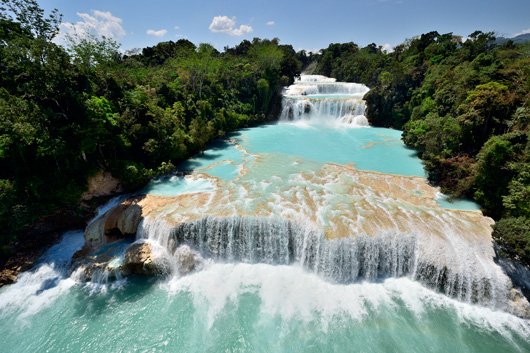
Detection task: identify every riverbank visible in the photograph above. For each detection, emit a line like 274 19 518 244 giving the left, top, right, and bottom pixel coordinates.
0 172 126 287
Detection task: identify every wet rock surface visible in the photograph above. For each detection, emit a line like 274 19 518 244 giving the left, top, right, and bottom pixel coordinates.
175 245 197 275
123 242 166 275
83 195 145 253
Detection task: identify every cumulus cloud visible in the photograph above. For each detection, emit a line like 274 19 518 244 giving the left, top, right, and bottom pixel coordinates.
381 43 394 53
174 26 180 30
515 28 530 36
57 10 125 42
297 48 321 54
146 29 168 37
209 16 253 36
266 21 275 26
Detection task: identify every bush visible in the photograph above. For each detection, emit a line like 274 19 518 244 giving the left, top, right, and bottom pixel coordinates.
493 217 530 266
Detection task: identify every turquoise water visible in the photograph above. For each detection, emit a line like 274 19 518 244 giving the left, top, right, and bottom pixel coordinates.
158 122 479 211
1 76 526 352
144 174 216 196
231 123 425 177
0 234 528 353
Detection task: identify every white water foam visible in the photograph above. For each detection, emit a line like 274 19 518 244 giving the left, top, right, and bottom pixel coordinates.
162 262 530 338
281 75 370 127
0 231 83 322
0 194 133 321
297 75 337 83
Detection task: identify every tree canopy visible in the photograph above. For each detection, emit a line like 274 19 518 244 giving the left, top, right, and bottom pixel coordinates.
0 1 301 260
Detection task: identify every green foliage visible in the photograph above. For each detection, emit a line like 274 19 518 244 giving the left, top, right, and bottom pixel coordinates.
456 82 512 152
473 135 515 217
65 33 120 79
493 217 530 266
0 1 302 254
503 164 530 218
0 0 61 40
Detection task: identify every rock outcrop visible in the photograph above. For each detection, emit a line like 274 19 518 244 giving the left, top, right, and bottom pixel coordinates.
81 171 123 203
507 289 530 318
123 242 167 275
83 195 145 253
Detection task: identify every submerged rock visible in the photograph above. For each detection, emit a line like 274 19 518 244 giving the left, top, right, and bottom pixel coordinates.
123 242 166 275
175 245 196 275
507 289 530 318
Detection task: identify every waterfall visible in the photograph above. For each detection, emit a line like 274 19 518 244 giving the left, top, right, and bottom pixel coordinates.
138 216 417 283
297 75 337 83
136 215 512 309
281 75 369 126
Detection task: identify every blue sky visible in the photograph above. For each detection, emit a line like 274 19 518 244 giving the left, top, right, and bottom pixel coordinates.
38 0 530 52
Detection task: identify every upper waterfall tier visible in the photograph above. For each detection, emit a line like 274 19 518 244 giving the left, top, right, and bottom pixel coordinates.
284 82 369 96
298 75 337 82
281 75 370 125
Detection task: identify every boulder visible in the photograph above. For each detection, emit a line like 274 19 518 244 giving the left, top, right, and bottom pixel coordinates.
507 288 530 319
175 245 196 275
123 242 166 275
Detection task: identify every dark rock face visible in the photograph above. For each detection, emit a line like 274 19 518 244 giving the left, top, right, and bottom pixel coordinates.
0 209 88 288
0 253 36 287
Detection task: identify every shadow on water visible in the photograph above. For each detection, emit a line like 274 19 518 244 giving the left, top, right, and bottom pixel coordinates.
403 146 420 158
177 140 240 170
71 275 158 318
35 277 61 295
178 155 221 170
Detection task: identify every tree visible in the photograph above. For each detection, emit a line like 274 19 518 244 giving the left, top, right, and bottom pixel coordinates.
65 32 120 83
457 82 512 152
0 0 61 40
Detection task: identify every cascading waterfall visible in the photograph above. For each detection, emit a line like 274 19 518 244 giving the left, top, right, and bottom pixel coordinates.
62 74 526 316
297 75 337 82
281 75 370 125
139 216 416 283
136 215 513 310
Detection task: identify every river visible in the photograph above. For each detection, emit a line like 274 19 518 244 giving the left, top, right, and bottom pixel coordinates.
0 75 528 352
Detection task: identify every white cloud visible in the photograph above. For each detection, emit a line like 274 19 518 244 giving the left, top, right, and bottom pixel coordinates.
146 29 168 38
297 48 321 54
266 21 275 26
232 24 253 36
57 10 125 42
381 43 394 53
209 16 236 33
515 28 530 37
174 26 180 30
209 15 253 36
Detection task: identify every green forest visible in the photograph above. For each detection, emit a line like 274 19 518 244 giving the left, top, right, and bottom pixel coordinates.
1 0 529 269
314 32 530 265
0 1 301 262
